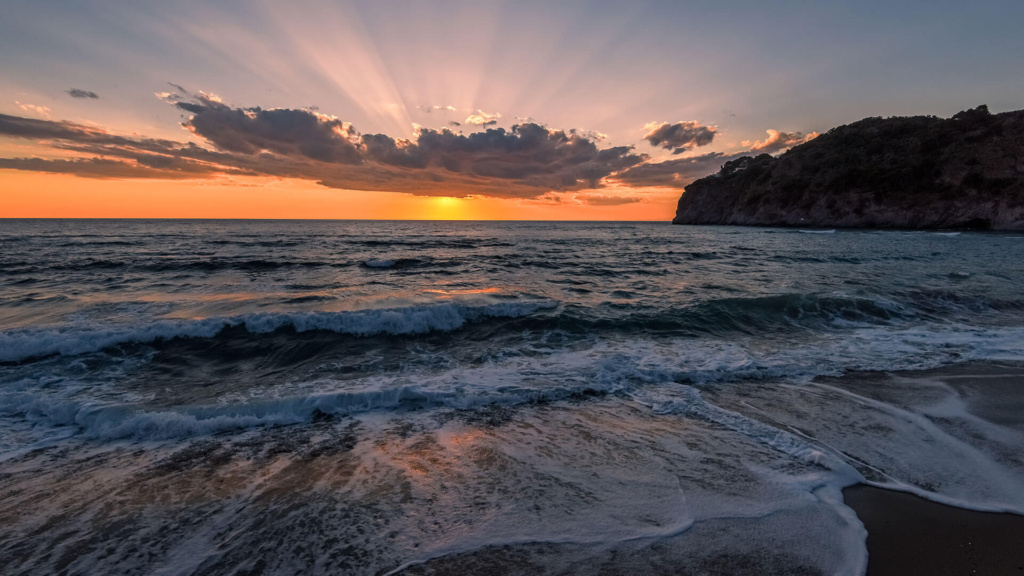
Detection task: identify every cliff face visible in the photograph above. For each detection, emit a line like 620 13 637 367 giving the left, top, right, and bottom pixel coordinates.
673 106 1024 229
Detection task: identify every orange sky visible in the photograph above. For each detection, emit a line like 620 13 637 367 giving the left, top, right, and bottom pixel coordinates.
0 170 679 220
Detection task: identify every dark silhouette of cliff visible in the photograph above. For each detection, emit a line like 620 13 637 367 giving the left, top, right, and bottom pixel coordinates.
673 106 1024 229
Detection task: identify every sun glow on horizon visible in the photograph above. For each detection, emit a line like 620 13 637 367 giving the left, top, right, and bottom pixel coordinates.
427 196 469 220
0 171 678 220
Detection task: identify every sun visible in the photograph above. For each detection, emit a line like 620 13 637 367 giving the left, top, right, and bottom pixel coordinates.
427 196 469 220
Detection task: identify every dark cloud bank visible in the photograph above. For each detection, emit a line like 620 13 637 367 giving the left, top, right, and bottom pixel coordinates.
0 92 645 199
0 90 815 198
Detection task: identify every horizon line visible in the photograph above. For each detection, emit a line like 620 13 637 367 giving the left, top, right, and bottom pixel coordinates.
0 217 672 223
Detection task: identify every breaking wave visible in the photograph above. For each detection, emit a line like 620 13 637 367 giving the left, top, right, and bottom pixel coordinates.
0 300 557 362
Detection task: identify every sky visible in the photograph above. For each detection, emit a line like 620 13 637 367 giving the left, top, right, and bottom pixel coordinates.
2 0 1023 220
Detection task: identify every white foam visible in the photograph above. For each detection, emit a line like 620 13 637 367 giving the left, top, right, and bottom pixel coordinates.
376 397 866 576
633 384 863 479
809 381 1024 513
8 322 1024 442
0 378 624 441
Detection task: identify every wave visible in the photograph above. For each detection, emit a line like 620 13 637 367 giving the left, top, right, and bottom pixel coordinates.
689 293 911 331
2 256 475 275
4 320 1024 443
7 289 1022 363
1 381 617 441
0 300 557 362
354 239 515 249
505 293 920 338
633 385 859 474
2 258 355 274
360 257 452 269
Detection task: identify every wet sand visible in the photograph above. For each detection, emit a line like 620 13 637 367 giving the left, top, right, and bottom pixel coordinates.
843 484 1024 576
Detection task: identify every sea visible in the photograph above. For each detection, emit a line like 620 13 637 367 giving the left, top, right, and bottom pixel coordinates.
1 219 1023 575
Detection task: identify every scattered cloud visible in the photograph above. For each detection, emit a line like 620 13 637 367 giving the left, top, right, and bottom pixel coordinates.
417 105 457 113
465 110 502 126
448 121 461 127
571 128 609 142
525 191 563 205
0 156 243 179
617 126 818 188
67 89 99 99
614 152 737 188
642 121 716 154
176 95 363 163
0 91 644 200
573 192 642 206
15 102 52 119
743 129 819 154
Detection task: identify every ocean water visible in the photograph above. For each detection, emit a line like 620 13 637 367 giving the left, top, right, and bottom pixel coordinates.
2 219 1023 575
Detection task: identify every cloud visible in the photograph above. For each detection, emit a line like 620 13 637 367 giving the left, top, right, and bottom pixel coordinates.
417 105 456 113
571 128 609 142
642 121 716 153
67 89 99 99
573 192 642 206
0 113 185 150
616 126 819 188
524 191 563 205
743 129 819 154
0 92 645 200
465 110 502 126
0 156 243 179
15 102 52 119
614 152 738 188
176 94 363 163
448 121 461 127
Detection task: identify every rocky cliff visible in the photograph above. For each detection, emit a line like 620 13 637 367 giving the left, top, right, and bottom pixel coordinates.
673 106 1024 229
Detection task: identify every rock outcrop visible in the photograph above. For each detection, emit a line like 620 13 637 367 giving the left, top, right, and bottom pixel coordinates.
673 106 1024 229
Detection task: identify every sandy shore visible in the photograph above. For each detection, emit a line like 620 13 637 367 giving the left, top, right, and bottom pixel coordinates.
843 484 1024 576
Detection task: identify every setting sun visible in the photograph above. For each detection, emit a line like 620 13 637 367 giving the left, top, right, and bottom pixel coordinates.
427 196 467 220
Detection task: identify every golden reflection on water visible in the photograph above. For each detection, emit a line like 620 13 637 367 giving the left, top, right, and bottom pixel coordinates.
423 287 501 296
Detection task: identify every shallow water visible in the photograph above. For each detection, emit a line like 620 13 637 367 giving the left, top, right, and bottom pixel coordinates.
1 220 1023 575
